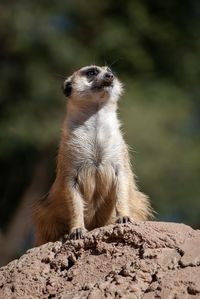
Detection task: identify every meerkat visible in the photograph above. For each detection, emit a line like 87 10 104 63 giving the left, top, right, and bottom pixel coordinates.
33 65 153 245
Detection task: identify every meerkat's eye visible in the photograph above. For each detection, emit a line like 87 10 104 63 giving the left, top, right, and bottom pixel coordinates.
85 68 99 78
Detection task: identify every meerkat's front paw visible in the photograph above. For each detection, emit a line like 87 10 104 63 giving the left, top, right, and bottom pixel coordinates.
116 216 132 224
69 227 88 240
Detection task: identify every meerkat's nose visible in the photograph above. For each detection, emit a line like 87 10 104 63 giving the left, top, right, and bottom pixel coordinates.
104 72 114 82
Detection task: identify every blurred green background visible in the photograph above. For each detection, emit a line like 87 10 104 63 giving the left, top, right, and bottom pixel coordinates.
0 0 200 265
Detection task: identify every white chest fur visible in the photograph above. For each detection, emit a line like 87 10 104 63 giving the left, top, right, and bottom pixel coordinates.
66 103 124 170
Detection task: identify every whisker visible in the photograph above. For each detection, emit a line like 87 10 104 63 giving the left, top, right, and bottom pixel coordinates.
109 58 122 68
103 57 108 67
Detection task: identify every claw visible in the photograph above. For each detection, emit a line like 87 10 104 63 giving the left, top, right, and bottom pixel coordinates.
69 227 87 240
116 216 132 224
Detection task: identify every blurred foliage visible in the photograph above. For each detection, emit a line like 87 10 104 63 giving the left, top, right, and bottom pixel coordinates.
0 0 200 229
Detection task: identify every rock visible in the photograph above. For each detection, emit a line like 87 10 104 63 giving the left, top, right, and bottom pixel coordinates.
0 221 200 299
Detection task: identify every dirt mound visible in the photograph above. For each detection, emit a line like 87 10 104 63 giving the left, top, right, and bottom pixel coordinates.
0 221 200 299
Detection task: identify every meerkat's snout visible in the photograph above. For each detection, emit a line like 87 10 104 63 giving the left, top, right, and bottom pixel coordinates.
92 69 114 91
104 71 114 81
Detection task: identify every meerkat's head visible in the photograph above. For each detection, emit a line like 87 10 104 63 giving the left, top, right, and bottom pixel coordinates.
63 65 123 104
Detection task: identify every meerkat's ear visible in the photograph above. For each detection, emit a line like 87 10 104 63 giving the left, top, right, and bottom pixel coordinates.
63 79 72 98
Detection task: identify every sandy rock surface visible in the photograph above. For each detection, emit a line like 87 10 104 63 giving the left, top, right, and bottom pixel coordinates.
0 221 200 299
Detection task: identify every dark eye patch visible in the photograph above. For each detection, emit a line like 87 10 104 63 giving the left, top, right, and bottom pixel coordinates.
82 67 99 78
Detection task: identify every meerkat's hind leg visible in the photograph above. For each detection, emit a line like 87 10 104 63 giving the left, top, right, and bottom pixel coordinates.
130 190 154 221
33 196 68 245
34 217 66 245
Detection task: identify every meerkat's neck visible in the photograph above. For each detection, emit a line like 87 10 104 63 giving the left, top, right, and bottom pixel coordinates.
65 99 119 131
